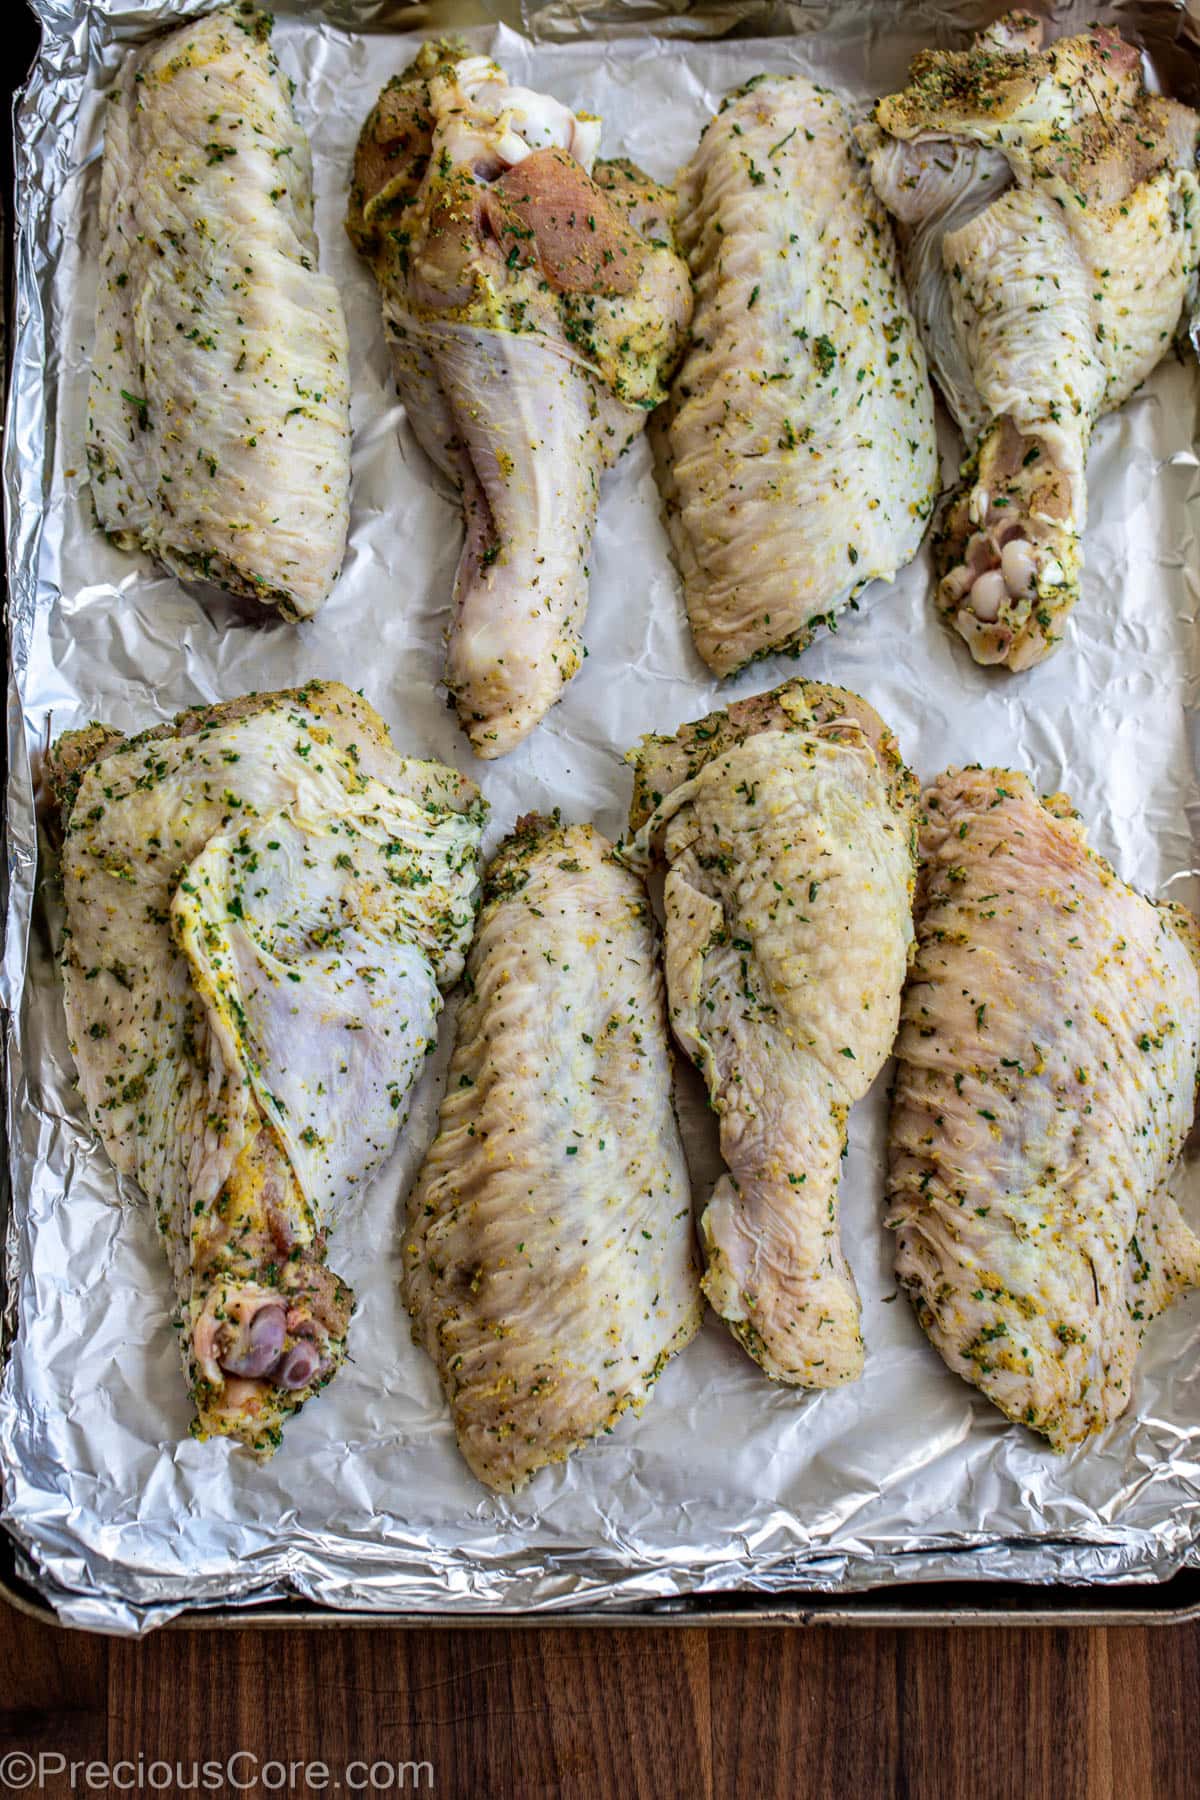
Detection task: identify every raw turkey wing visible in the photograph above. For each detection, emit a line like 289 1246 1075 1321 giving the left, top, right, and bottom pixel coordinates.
889 767 1200 1445
405 813 701 1490
87 5 351 616
624 680 917 1385
657 75 938 676
51 682 485 1453
349 43 691 758
861 14 1200 668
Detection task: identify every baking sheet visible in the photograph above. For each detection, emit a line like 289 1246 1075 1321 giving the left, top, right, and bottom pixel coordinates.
6 0 1200 1635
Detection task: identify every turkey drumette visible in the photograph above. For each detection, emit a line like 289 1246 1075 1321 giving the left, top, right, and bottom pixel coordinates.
50 683 485 1453
861 14 1200 668
349 43 691 757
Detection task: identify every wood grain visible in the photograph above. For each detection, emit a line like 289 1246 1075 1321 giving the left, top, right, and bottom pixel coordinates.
0 1606 105 1771
0 1605 1196 1799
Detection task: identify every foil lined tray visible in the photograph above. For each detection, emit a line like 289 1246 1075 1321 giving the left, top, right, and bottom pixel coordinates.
6 0 1200 1635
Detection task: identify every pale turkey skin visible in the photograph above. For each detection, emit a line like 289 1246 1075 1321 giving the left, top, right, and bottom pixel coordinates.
625 681 917 1385
862 15 1200 670
889 769 1200 1447
405 816 700 1491
51 683 485 1454
657 76 938 676
87 6 351 617
349 43 691 759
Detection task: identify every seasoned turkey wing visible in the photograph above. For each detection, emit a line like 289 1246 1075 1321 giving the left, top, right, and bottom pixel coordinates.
656 76 938 676
405 814 701 1491
349 42 691 759
861 14 1200 669
53 682 485 1454
889 769 1200 1446
87 5 351 617
625 681 917 1385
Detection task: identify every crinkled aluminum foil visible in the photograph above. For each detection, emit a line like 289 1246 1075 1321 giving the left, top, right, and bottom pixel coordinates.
6 0 1200 1634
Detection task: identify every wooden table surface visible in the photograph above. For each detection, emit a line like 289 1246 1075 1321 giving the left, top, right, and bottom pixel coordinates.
0 1603 1196 1798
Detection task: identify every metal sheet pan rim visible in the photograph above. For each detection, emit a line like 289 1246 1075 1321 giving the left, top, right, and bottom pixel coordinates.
6 1570 1200 1631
